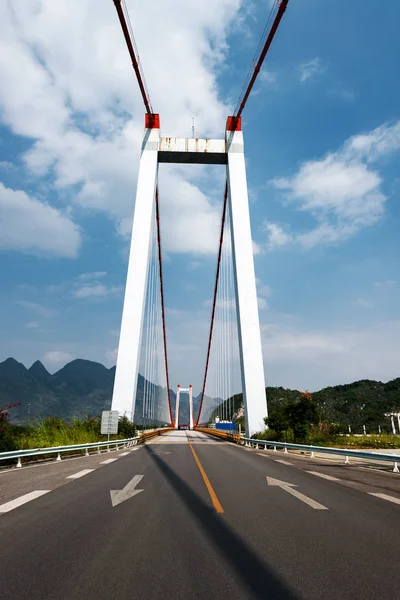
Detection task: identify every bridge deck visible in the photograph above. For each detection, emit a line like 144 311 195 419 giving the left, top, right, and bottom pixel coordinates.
0 430 399 599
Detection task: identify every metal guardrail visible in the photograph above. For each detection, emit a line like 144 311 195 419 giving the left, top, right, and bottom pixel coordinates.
197 428 400 473
0 427 174 469
241 437 400 473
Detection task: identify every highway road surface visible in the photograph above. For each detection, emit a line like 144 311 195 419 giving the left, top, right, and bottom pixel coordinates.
1 430 399 599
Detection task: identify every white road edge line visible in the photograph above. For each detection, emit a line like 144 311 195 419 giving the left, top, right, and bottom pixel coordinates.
0 491 50 513
66 469 95 479
368 492 400 505
305 471 340 482
101 459 117 464
275 459 293 466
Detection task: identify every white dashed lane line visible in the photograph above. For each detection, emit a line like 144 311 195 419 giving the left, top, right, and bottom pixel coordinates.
118 452 130 457
66 469 95 480
369 493 400 505
274 459 293 466
100 459 118 465
305 471 341 482
0 491 50 514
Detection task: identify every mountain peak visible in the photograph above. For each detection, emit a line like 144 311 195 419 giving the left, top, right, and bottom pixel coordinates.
0 357 30 382
29 360 51 381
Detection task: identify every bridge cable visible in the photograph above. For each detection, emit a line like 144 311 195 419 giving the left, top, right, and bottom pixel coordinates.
156 188 174 426
195 182 228 427
113 0 154 115
233 0 289 120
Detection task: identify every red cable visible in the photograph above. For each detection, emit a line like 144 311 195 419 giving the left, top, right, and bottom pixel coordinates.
234 0 289 119
155 188 174 426
195 182 228 427
113 0 153 115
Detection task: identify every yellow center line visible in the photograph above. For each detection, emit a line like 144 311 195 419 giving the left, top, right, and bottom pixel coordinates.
186 433 224 514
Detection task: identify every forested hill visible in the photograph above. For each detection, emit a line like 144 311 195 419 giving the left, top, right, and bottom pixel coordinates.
0 357 211 425
219 379 400 431
1 357 399 428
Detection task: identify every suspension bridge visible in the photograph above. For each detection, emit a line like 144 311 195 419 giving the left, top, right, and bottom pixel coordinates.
1 2 400 599
110 0 290 436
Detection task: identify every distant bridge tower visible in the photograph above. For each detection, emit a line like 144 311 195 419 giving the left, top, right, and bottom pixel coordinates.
174 384 193 429
111 114 267 436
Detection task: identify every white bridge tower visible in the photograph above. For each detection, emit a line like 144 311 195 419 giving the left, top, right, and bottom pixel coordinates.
111 114 267 436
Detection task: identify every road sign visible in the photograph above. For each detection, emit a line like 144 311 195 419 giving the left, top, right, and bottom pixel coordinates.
101 410 119 435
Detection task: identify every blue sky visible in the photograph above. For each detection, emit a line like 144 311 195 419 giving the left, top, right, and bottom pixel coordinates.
0 0 399 395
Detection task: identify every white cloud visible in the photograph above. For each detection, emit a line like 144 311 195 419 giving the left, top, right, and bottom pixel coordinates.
76 271 107 281
42 350 75 369
345 121 400 163
104 347 118 365
261 320 400 391
188 261 202 271
373 280 397 288
252 240 262 255
331 87 355 102
73 283 123 298
257 297 268 310
18 300 57 318
0 0 242 257
354 298 373 309
26 321 41 329
270 121 400 249
256 279 272 298
0 183 81 258
299 57 325 82
259 70 277 86
255 278 271 310
264 222 292 249
0 160 14 170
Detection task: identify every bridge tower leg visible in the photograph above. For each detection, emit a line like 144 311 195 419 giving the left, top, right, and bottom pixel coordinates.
226 117 267 437
175 385 181 429
189 384 193 430
111 116 160 419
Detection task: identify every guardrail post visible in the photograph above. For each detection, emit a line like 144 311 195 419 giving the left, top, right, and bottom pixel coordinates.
311 451 315 458
345 455 349 465
85 448 89 457
97 446 100 454
107 445 110 452
273 445 277 452
284 447 288 454
56 452 61 461
17 457 22 468
393 462 399 473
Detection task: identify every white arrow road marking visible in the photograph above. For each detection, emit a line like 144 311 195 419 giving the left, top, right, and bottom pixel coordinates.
369 493 400 505
266 477 328 510
110 475 144 507
305 471 340 482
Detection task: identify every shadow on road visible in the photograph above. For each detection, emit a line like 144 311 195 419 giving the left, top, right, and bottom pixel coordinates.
144 445 302 600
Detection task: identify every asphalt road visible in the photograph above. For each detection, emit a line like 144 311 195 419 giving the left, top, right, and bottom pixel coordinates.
0 430 399 600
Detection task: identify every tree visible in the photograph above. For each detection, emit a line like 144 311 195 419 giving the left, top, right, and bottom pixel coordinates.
286 391 318 442
118 415 136 438
264 405 289 438
0 402 20 452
